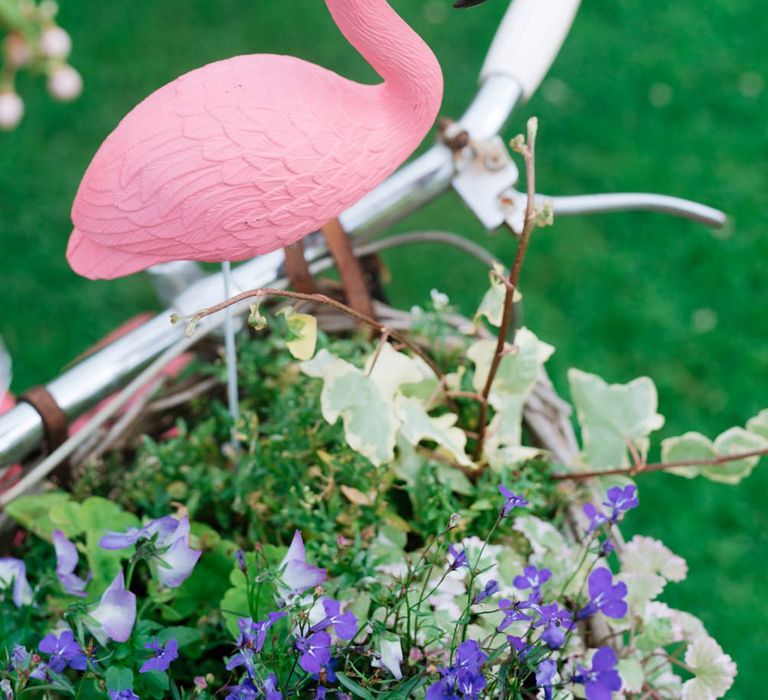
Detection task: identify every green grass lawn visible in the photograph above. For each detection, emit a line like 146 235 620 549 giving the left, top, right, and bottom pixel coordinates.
1 1 766 695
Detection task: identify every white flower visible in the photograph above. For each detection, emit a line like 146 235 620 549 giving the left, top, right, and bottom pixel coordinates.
0 93 24 131
47 65 82 102
85 571 136 644
681 635 737 700
40 27 72 59
375 637 403 679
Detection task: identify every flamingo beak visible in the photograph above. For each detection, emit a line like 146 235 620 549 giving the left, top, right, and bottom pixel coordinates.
452 0 488 7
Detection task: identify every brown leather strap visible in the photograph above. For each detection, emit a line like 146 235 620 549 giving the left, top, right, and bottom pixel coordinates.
284 240 319 295
321 219 376 320
19 386 69 454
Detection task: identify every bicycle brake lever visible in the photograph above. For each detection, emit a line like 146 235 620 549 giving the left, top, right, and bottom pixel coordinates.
500 189 727 234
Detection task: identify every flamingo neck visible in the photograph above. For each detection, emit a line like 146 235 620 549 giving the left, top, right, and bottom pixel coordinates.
325 0 443 125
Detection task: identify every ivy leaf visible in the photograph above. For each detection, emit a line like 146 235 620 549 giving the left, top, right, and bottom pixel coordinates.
4 492 73 539
248 303 268 331
473 264 520 328
617 658 645 694
278 307 317 360
395 396 471 466
661 428 767 484
105 667 134 692
746 408 768 440
568 369 664 470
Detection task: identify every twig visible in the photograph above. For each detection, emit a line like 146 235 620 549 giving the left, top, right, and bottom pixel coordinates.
551 447 768 481
474 117 539 460
188 288 445 381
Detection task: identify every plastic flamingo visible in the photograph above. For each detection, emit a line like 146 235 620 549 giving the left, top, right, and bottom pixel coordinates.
66 0 444 279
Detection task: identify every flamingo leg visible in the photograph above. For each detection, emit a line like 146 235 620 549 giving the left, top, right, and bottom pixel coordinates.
321 219 375 320
284 240 320 295
222 261 241 450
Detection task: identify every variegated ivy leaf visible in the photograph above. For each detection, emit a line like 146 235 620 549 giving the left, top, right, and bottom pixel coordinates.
617 658 645 694
568 369 665 470
512 514 577 591
301 350 398 465
619 535 687 611
682 636 737 700
396 396 471 467
277 307 317 361
661 428 767 484
247 303 268 331
746 408 768 440
473 263 522 329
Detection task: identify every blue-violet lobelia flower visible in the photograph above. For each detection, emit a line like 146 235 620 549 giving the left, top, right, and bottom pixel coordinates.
472 579 499 604
497 597 532 631
0 557 33 607
100 515 201 588
532 602 575 649
447 544 468 572
140 638 178 673
278 531 326 599
536 659 558 700
498 485 529 517
295 631 332 674
583 503 609 533
426 640 488 700
227 612 287 673
603 485 639 522
572 646 622 700
38 630 87 673
84 570 136 644
53 530 91 597
310 598 358 640
513 565 552 601
577 567 628 620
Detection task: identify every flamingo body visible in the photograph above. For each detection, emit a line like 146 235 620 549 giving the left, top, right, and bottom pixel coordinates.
67 0 443 279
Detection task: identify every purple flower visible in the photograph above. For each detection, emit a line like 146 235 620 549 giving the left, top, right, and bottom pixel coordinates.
577 568 628 620
85 570 136 644
109 691 140 700
600 538 615 556
536 659 558 700
295 631 332 674
572 646 622 700
497 597 532 631
10 645 31 671
498 485 529 517
225 680 259 700
0 558 33 607
532 602 575 649
507 636 533 660
140 638 178 673
263 674 282 700
310 598 358 640
227 612 286 673
426 641 487 700
235 549 247 573
603 485 639 522
315 688 326 700
513 565 552 601
448 544 467 572
53 530 91 597
472 579 499 604
38 631 87 673
278 531 326 598
583 503 609 533
100 515 201 588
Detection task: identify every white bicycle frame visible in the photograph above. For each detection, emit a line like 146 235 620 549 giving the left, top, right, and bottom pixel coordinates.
0 0 726 468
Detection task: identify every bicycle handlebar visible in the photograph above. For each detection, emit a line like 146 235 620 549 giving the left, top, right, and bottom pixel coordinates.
481 0 581 99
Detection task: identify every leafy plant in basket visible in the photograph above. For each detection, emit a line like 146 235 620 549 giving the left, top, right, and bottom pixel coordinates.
0 120 765 699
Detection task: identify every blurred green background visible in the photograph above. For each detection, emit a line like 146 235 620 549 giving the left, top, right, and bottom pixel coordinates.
0 0 766 695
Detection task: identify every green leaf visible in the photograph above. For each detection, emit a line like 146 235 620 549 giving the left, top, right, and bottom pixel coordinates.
474 264 516 328
636 616 676 651
618 658 645 693
278 307 317 360
568 369 664 470
139 670 169 699
661 428 767 484
105 666 134 692
4 492 73 539
396 396 471 467
381 674 426 699
746 408 768 439
336 672 376 700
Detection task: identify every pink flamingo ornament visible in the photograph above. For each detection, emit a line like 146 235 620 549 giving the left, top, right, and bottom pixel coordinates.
66 0 447 437
66 0 444 279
